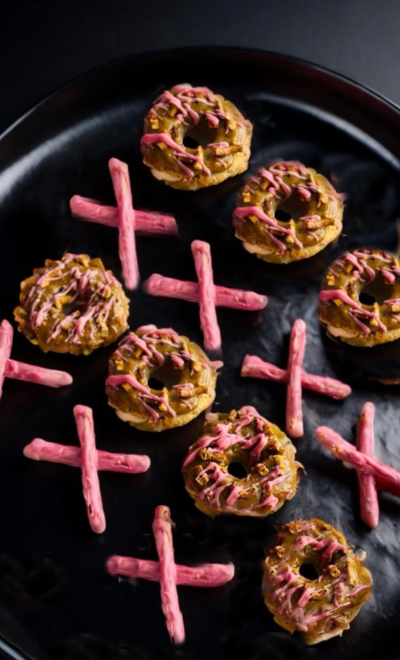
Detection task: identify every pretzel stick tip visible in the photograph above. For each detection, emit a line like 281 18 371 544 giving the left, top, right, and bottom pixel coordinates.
5 359 73 387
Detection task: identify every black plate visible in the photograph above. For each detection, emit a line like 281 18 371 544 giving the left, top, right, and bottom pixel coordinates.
1 48 400 660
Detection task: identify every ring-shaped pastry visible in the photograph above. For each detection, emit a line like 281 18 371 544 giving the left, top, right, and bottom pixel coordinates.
141 83 252 190
14 253 129 355
106 325 221 432
233 161 344 263
182 406 302 517
263 518 372 644
319 248 400 347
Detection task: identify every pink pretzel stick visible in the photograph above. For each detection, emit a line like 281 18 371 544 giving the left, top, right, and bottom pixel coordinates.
5 359 72 388
143 273 267 310
192 241 220 352
153 506 185 645
356 403 379 528
70 195 177 236
316 426 400 492
109 158 139 290
286 320 307 438
106 556 234 587
74 405 106 534
0 320 13 399
241 355 351 399
23 439 150 473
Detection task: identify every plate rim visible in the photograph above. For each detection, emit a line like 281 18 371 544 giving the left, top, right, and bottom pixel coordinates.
1 45 400 144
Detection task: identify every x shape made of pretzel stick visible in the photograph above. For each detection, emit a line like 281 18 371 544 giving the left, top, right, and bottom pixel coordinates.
241 319 351 438
70 158 178 290
0 319 72 396
316 406 400 528
24 405 150 534
107 505 234 645
143 240 268 352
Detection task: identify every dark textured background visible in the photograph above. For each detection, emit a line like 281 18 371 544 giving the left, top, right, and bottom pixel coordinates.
1 4 400 660
1 0 400 133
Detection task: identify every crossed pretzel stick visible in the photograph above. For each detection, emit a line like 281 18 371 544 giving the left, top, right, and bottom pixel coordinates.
70 158 178 290
241 319 351 438
24 405 150 533
107 505 234 645
0 319 72 396
143 240 268 352
317 402 400 528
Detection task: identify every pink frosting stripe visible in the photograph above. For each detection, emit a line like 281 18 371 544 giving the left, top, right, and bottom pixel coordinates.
109 158 139 290
319 289 387 333
153 506 185 645
234 205 302 249
381 268 396 283
23 438 150 473
141 132 211 177
297 586 314 608
0 320 14 399
106 555 234 587
225 485 243 507
255 493 279 509
106 374 176 418
74 405 106 534
192 240 221 352
348 584 370 598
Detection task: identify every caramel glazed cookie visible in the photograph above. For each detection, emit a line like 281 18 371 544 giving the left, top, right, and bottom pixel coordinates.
263 518 372 644
182 406 303 517
106 325 222 432
14 254 129 355
319 248 400 347
140 83 253 190
233 161 344 263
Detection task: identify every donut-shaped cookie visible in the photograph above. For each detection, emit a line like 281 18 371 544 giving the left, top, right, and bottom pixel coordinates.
14 254 129 355
263 518 372 644
105 325 221 432
182 406 302 517
140 83 253 191
319 248 400 347
233 161 344 263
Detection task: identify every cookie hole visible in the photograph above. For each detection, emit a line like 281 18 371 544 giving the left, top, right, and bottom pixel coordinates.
184 122 216 150
359 281 387 306
275 209 291 222
148 377 164 390
299 563 319 580
228 462 247 479
274 198 304 223
148 364 182 391
62 300 88 316
359 292 376 305
183 135 200 149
